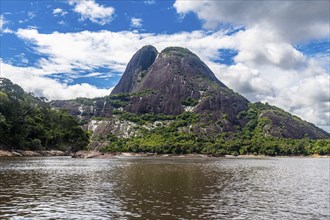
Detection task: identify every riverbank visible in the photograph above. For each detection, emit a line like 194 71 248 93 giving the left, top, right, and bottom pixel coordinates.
1 149 329 158
0 150 68 157
71 150 330 159
72 151 215 159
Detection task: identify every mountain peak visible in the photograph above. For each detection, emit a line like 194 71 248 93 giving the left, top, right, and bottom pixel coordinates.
49 46 330 146
111 45 158 94
109 45 245 116
160 46 197 58
111 45 228 97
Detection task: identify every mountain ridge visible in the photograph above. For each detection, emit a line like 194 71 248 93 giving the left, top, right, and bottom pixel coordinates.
24 45 330 155
111 46 248 128
50 45 329 141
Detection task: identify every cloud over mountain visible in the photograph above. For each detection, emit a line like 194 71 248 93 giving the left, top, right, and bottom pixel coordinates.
174 0 330 42
1 0 329 132
2 26 328 131
174 0 330 132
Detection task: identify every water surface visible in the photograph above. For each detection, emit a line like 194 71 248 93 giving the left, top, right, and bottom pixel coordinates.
0 157 329 219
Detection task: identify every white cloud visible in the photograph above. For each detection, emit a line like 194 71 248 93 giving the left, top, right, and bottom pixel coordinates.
216 62 330 131
69 0 115 25
53 8 67 16
2 27 329 131
174 0 330 43
231 27 306 70
130 17 142 28
2 28 14 34
0 15 6 31
1 60 113 100
15 53 29 64
27 11 36 19
144 0 156 5
14 28 232 74
58 20 67 26
173 0 329 131
0 16 14 34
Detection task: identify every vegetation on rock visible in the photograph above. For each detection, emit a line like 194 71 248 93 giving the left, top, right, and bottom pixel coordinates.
49 45 330 156
181 97 199 107
100 109 330 156
161 47 196 57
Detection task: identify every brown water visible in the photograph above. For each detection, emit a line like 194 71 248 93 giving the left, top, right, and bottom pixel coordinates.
0 157 329 219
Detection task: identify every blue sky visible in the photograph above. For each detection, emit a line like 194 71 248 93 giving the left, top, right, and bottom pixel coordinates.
0 0 329 132
1 0 205 89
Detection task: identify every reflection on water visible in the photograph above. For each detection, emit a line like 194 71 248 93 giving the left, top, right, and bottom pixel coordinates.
0 157 329 219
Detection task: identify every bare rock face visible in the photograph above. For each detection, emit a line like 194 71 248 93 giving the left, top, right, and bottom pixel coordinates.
52 45 329 140
111 46 249 129
112 45 158 94
260 110 330 139
51 98 113 121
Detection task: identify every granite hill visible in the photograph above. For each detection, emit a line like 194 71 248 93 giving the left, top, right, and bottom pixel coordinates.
51 46 329 155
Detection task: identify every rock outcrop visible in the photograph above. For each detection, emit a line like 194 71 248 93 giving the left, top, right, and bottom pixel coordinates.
51 46 330 141
112 45 158 94
110 46 249 131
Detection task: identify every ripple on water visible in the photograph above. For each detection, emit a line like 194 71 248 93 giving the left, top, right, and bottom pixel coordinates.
0 157 329 219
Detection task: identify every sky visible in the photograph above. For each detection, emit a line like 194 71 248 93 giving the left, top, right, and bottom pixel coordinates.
0 0 329 132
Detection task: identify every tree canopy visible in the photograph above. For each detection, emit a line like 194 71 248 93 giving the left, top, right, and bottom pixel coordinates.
0 78 89 152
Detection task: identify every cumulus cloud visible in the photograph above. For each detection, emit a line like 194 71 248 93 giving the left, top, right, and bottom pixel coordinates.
14 28 232 74
174 0 329 43
217 62 329 131
2 27 329 131
131 17 142 28
53 8 67 16
15 28 140 74
69 0 115 25
232 27 306 70
1 60 113 100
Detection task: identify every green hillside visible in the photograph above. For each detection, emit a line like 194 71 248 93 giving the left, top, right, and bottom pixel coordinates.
0 78 89 152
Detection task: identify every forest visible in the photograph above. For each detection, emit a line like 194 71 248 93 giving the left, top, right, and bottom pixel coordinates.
101 110 330 156
0 78 89 152
1 78 329 156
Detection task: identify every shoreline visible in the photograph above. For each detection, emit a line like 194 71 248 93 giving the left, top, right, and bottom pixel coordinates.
1 150 329 158
59 151 330 159
0 150 70 157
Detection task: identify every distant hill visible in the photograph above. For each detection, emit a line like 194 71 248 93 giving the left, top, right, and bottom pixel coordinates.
50 45 330 155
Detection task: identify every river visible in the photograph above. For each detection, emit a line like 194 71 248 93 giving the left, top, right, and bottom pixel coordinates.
0 156 329 219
